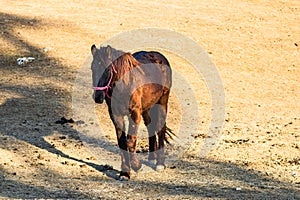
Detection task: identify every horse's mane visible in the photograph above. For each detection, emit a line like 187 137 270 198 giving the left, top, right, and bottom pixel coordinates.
103 47 141 85
98 45 142 85
113 52 141 82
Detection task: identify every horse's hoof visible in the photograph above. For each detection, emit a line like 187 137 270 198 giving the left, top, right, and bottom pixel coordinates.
119 171 130 181
133 164 144 173
156 165 165 171
130 155 142 172
131 162 142 172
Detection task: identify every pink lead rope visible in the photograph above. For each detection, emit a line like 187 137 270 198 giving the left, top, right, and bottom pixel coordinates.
93 63 117 99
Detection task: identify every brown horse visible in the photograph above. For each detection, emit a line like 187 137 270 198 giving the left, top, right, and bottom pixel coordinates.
91 45 173 179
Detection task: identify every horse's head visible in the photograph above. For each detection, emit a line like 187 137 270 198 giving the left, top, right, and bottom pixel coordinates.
91 45 139 104
91 44 115 104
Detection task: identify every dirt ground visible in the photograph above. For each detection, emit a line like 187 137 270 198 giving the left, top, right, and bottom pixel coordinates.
0 0 299 199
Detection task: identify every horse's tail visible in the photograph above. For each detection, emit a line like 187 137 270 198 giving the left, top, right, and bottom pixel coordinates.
164 124 176 144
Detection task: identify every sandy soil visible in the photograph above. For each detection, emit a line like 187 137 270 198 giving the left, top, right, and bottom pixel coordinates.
0 0 299 199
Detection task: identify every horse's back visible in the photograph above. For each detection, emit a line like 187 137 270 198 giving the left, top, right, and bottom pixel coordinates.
133 51 172 89
133 51 170 67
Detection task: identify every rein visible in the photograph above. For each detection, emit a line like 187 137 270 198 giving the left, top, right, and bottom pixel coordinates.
93 63 117 99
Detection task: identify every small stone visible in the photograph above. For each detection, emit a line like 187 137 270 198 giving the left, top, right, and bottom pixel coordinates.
86 156 96 161
79 164 87 168
37 154 44 160
59 136 66 140
62 161 70 165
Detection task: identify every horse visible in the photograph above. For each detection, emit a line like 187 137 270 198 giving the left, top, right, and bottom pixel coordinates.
91 45 173 180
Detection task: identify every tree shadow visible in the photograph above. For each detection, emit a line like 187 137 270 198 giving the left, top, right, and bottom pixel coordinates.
0 12 120 182
157 158 300 199
97 158 298 199
0 168 92 199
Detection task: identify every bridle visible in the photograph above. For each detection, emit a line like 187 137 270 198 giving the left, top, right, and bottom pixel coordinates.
93 62 117 99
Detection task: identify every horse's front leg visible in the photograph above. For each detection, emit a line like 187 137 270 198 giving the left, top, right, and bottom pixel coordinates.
127 109 142 171
110 114 131 179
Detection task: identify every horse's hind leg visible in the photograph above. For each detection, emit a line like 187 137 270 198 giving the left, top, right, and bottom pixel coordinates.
142 109 157 162
156 123 166 170
156 93 169 170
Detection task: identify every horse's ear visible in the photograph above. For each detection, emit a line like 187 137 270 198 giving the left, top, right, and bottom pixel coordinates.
91 44 97 56
106 45 112 60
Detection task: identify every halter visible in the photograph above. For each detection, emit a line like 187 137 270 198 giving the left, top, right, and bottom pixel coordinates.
93 63 117 99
